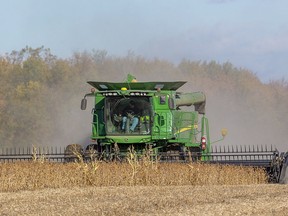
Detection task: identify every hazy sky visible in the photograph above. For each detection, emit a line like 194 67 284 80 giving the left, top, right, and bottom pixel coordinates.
1 0 287 82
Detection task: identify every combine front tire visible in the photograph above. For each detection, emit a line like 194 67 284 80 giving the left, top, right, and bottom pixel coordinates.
64 144 83 163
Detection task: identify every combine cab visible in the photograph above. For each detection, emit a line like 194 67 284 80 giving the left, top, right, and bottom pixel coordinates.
75 74 288 183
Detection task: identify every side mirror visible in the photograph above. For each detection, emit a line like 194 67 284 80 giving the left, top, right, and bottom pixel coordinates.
81 98 87 110
221 128 228 137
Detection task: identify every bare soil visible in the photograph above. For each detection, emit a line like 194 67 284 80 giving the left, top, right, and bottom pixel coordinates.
1 184 287 216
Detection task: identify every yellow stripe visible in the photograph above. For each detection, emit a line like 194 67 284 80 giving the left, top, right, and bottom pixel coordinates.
175 125 198 134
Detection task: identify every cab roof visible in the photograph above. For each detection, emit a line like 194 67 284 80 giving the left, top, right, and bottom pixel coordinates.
87 81 186 91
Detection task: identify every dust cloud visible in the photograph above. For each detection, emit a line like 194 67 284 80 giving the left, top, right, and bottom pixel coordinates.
49 64 288 153
139 71 287 152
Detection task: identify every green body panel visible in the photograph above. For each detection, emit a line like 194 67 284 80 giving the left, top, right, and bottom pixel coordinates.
201 116 211 155
170 111 199 146
151 92 173 140
92 94 105 137
105 135 152 144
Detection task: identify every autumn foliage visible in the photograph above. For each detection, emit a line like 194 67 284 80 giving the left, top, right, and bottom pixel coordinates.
0 47 287 149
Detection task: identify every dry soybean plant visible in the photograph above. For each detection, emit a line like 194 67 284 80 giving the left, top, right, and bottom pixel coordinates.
31 146 47 163
0 149 268 192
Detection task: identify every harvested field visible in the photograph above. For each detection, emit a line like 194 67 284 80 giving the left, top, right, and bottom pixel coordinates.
1 185 288 215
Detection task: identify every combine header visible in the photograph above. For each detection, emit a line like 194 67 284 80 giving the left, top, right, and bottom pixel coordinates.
73 74 288 183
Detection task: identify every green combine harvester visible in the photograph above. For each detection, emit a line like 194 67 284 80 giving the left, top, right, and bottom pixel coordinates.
72 74 288 183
